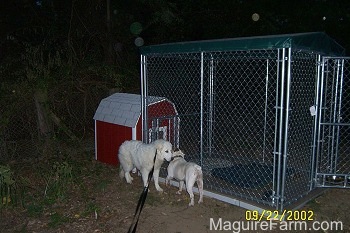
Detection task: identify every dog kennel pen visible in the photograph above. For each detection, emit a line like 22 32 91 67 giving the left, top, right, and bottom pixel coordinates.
139 32 350 212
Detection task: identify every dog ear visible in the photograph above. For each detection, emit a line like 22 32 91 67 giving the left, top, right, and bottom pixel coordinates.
156 149 162 157
153 140 164 151
181 151 185 158
177 149 185 154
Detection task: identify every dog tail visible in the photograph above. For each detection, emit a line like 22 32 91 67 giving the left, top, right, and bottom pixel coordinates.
194 165 204 191
194 164 202 171
194 165 203 178
194 165 204 190
119 165 125 179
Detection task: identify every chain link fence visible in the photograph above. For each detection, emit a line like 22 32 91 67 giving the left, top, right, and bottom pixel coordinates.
0 78 111 162
315 57 350 188
141 37 350 211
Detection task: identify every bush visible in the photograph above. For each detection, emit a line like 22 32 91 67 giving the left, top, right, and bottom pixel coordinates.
0 165 16 208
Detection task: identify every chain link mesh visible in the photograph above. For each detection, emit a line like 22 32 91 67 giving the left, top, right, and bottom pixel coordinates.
316 57 350 187
0 79 110 162
282 51 319 206
142 48 350 210
143 49 283 208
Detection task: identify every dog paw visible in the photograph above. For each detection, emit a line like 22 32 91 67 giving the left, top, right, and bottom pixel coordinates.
198 200 203 204
176 191 181 195
125 175 133 184
156 187 164 192
125 177 133 184
188 202 194 207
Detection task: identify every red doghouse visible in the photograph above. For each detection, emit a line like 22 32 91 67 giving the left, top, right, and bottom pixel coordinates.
93 93 178 165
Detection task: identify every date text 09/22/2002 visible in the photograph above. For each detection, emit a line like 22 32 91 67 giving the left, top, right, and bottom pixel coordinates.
245 210 314 221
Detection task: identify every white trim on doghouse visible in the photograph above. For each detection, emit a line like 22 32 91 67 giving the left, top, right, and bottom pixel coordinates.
94 120 97 160
132 127 137 140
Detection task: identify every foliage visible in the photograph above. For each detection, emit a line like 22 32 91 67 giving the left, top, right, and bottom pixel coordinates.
0 165 16 208
48 212 70 228
0 144 116 230
83 200 100 218
44 161 73 199
0 39 124 142
22 43 65 90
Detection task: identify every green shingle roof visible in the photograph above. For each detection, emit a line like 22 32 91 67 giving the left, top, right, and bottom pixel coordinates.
140 32 345 56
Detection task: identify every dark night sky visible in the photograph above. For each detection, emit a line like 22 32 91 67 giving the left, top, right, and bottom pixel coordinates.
1 0 350 62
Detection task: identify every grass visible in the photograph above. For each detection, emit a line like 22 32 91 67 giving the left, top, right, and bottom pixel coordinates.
0 165 17 209
26 203 44 217
95 179 111 192
83 201 100 218
48 212 69 228
0 140 117 231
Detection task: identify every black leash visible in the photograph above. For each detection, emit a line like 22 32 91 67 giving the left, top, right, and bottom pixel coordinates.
127 151 157 233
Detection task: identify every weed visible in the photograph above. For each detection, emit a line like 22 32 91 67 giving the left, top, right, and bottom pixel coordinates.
83 201 100 219
48 212 69 228
44 161 73 199
26 203 44 217
95 179 111 192
0 165 17 208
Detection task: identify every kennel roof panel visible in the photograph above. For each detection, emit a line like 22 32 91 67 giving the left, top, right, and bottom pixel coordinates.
140 32 345 56
93 93 171 127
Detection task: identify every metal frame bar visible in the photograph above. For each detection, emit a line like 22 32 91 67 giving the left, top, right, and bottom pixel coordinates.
275 48 287 210
310 54 322 190
141 55 148 143
279 47 292 211
271 49 282 207
315 57 328 183
200 52 204 167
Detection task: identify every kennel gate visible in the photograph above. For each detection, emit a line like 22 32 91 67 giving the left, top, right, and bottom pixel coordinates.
140 33 347 212
313 57 350 188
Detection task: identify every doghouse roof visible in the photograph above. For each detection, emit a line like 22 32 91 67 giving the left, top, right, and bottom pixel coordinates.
140 32 345 56
93 93 170 127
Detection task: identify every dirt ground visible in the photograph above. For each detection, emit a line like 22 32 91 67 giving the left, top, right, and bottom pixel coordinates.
1 149 349 233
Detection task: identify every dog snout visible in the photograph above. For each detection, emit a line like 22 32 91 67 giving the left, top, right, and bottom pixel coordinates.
164 154 172 162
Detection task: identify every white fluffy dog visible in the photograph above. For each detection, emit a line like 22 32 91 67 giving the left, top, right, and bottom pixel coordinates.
118 139 173 192
166 149 204 206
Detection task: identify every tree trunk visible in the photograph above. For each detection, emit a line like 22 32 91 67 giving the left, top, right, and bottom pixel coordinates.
104 0 115 65
34 89 52 138
48 110 78 141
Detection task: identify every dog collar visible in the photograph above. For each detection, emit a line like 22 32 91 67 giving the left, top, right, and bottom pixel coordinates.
171 155 183 161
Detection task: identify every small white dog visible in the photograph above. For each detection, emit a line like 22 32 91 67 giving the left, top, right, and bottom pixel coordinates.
166 149 204 206
118 139 173 192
